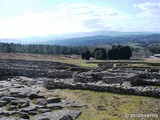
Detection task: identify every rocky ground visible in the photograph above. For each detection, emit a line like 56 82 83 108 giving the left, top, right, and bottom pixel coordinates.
0 59 160 120
0 76 84 120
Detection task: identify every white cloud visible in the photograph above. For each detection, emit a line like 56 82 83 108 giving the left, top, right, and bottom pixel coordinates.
0 2 159 38
0 3 130 38
54 3 130 31
134 2 160 18
133 2 160 32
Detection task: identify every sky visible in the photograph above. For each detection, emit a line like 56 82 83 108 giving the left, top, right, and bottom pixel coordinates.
0 0 160 38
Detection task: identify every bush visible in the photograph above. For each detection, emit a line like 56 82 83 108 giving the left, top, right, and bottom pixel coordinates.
81 50 91 60
93 48 107 60
108 45 132 60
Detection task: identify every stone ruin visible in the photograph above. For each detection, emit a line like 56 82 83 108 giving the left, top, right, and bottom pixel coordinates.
0 60 87 120
0 76 84 120
0 59 76 78
44 68 160 98
0 59 160 119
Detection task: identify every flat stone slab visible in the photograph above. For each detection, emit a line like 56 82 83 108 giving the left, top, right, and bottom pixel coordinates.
31 110 81 120
47 103 64 110
0 59 84 119
47 97 61 103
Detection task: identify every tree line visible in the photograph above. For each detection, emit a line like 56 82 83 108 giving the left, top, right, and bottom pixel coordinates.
0 43 88 55
0 43 132 59
82 45 132 60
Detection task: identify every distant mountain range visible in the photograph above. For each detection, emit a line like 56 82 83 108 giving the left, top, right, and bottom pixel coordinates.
0 38 21 43
0 31 160 46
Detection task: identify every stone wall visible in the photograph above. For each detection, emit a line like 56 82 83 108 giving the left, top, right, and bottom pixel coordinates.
0 67 72 78
140 73 160 79
0 59 159 98
73 71 106 83
98 63 114 70
73 70 140 85
43 78 160 98
43 68 160 98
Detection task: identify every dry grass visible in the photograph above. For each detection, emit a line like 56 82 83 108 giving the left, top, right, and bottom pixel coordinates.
145 58 160 63
0 53 159 68
58 89 160 120
0 53 97 67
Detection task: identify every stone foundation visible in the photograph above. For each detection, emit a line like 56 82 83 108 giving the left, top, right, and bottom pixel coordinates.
0 67 72 78
0 59 159 98
43 68 160 98
43 78 160 98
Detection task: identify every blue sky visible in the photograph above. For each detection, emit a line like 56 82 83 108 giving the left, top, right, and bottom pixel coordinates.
0 0 160 38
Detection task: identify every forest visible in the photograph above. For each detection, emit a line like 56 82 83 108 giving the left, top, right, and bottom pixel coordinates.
0 43 88 55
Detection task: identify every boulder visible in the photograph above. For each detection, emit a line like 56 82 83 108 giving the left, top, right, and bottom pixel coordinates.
8 105 17 110
0 100 9 107
1 96 16 103
10 98 30 108
19 112 30 119
37 109 51 113
20 105 37 113
59 115 73 120
47 97 61 103
36 99 47 106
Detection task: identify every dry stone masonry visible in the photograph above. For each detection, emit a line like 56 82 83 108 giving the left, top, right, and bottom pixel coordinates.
0 59 160 119
0 76 83 120
44 68 160 98
0 60 85 120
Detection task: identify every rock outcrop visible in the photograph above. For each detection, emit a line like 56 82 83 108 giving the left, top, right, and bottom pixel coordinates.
0 76 83 120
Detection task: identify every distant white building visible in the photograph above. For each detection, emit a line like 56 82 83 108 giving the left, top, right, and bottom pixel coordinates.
154 54 160 58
